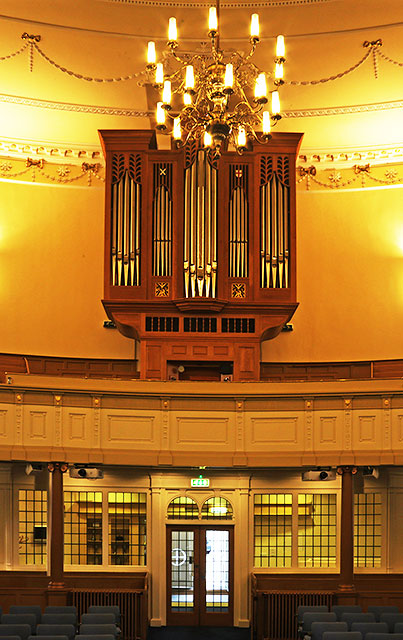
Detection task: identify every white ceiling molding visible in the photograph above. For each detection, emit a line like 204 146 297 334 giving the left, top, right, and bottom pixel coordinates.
1 92 401 120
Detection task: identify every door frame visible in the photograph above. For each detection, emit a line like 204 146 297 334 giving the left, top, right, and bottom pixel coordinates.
166 524 234 627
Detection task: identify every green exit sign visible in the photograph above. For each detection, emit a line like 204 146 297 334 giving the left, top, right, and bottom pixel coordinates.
191 477 210 487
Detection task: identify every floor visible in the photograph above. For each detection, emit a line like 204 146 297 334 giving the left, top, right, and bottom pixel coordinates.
148 626 250 640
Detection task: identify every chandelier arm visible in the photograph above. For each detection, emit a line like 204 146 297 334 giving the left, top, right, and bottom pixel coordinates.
234 82 261 115
242 41 258 64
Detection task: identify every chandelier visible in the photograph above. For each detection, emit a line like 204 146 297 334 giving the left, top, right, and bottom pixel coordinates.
145 1 285 154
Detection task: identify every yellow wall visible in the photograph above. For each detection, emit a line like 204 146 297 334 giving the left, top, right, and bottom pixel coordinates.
0 180 133 358
1 175 402 362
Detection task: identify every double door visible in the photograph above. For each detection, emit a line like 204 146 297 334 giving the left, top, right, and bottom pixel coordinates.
167 525 233 626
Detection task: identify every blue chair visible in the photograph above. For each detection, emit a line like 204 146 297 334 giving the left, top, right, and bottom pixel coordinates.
350 623 388 638
78 625 119 638
340 614 375 630
41 615 76 628
311 621 349 640
29 636 68 640
323 632 362 640
367 607 399 622
302 612 338 634
76 635 116 640
332 607 363 621
37 624 75 640
379 614 403 632
9 608 42 625
0 626 32 640
367 634 403 640
299 607 329 624
44 608 77 617
87 607 121 625
1 616 36 635
80 615 116 626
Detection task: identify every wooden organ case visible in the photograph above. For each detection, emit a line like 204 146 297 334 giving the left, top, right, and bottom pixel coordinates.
100 130 303 382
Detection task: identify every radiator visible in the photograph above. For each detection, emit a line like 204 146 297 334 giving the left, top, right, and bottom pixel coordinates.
259 591 335 640
70 589 147 640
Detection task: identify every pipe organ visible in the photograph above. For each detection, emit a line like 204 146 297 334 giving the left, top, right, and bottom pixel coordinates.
100 130 302 381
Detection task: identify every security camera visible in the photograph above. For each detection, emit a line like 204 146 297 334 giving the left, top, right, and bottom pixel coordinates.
25 463 43 475
362 466 379 479
302 469 336 481
69 466 103 479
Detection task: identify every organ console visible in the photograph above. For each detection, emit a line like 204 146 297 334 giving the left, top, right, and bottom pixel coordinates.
100 130 302 381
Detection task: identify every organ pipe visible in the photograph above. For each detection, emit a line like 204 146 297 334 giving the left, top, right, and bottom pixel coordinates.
184 147 218 298
260 155 290 289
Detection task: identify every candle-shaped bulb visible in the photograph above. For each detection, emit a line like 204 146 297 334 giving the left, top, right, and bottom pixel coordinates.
147 41 156 65
276 35 285 57
237 126 247 148
254 72 267 99
224 63 234 88
184 92 192 105
275 62 284 80
162 80 171 105
185 65 195 90
156 102 165 125
262 110 271 135
209 7 218 31
155 63 164 85
250 14 259 38
173 117 182 140
204 131 212 147
271 90 281 115
168 17 177 42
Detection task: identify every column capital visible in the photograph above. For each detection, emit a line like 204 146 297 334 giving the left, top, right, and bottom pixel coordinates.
47 462 68 473
337 465 357 476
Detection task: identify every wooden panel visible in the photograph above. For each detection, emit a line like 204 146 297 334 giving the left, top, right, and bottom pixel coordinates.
172 415 234 450
0 408 10 439
102 412 157 448
391 412 403 450
261 361 372 382
246 414 302 451
0 353 139 382
314 412 343 451
352 410 382 450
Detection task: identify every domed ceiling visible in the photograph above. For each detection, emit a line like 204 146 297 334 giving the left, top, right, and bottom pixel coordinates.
0 0 402 156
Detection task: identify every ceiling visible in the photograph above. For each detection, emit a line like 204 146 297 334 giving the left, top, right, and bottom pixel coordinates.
0 0 402 155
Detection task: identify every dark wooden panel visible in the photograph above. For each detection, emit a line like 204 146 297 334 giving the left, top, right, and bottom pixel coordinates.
0 353 139 382
260 361 372 381
374 360 403 378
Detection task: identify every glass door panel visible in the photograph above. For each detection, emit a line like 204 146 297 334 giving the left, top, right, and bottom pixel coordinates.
170 530 194 612
205 529 229 612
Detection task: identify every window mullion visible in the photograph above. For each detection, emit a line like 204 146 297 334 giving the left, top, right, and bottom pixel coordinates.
103 490 109 567
292 492 299 570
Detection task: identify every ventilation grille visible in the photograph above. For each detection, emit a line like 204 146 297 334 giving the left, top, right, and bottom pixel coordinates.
184 317 217 333
257 591 334 640
70 588 147 640
221 318 255 333
145 317 179 332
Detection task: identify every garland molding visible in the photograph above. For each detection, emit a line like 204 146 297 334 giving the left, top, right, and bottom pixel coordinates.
0 136 402 191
